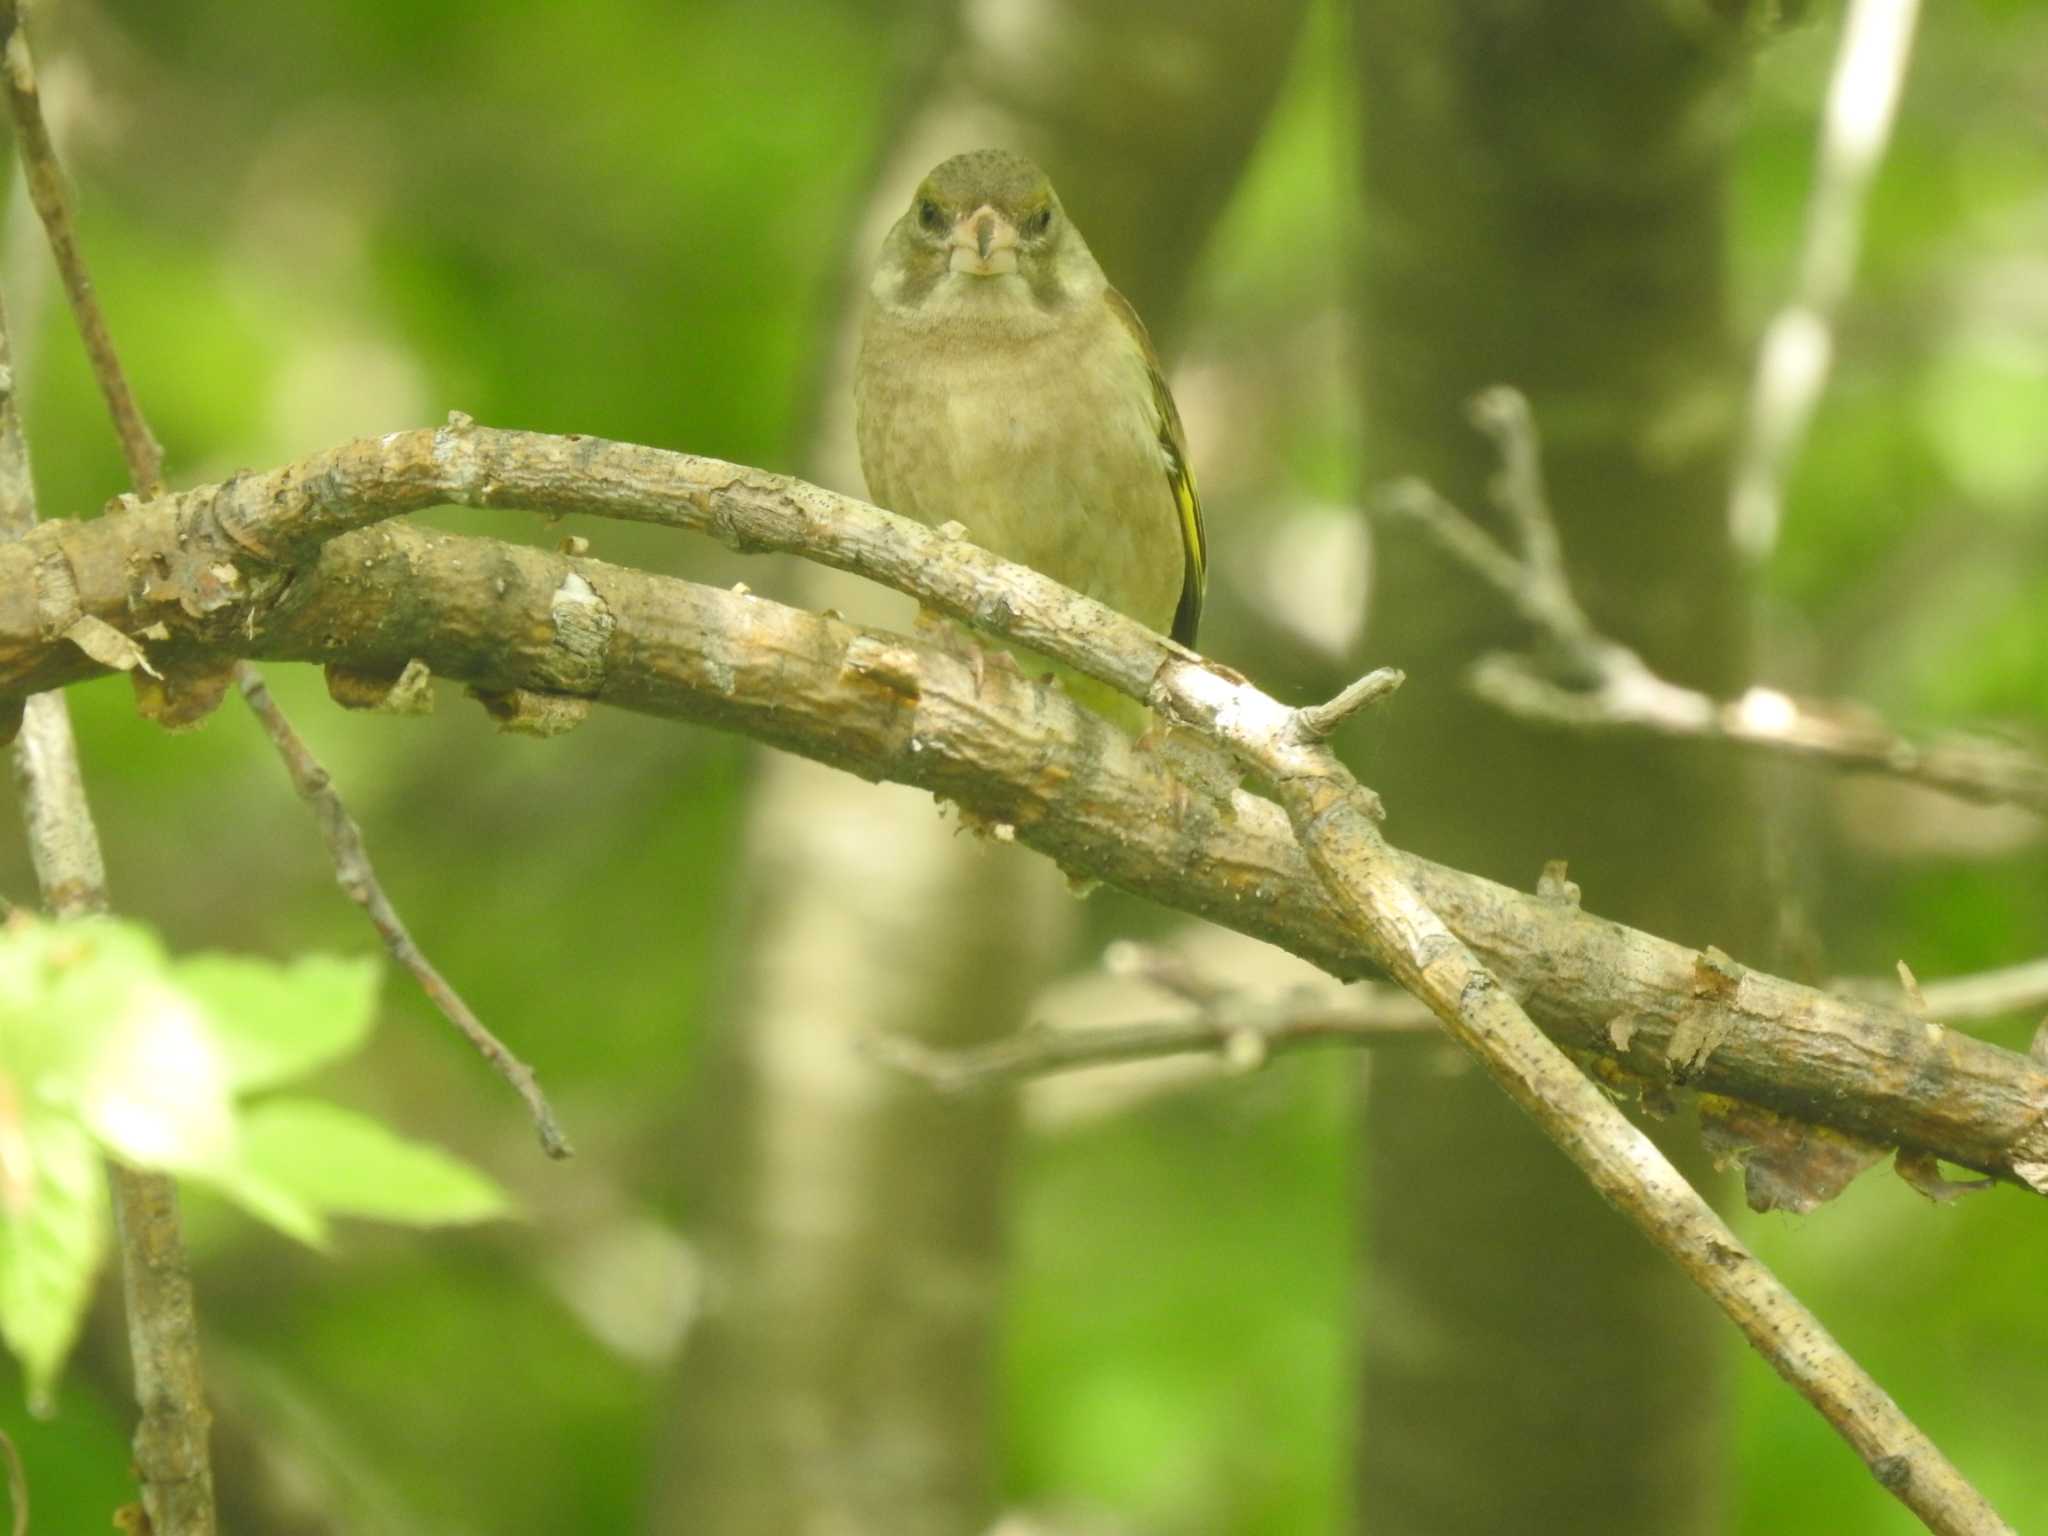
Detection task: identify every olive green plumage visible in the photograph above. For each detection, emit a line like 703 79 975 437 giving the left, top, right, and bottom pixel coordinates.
853 149 1205 728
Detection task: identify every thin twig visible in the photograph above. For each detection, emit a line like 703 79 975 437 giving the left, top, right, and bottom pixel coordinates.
0 236 218 1536
1379 388 2048 816
1835 956 2048 1026
234 665 571 1158
1920 958 2048 1025
1467 660 2048 814
1101 940 1236 1007
871 971 1435 1091
0 0 567 1159
1469 385 1567 600
0 0 161 497
1729 0 1923 560
868 1007 1430 1090
238 656 574 1153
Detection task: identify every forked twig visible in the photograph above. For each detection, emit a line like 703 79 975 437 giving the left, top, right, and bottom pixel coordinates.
1378 387 2048 816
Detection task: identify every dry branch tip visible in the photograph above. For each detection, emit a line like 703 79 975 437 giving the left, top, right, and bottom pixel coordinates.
1294 666 1404 742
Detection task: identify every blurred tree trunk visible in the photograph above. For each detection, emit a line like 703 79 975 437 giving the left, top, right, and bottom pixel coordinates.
658 5 1309 1532
1349 6 1764 1534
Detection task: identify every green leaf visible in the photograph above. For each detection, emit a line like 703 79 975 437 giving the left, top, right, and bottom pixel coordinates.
175 953 382 1092
205 1160 330 1250
76 979 236 1175
35 920 173 1037
236 1099 513 1226
0 918 170 1096
0 1109 108 1412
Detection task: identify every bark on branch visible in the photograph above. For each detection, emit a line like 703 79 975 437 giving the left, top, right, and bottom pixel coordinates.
2 425 2042 1198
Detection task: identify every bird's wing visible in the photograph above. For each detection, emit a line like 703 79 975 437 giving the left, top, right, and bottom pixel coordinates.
1104 286 1206 648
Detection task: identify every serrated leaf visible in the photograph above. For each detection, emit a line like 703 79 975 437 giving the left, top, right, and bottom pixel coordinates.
175 953 381 1092
0 1111 108 1411
237 1099 512 1226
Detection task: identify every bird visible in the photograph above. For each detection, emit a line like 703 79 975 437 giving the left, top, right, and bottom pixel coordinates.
853 148 1205 731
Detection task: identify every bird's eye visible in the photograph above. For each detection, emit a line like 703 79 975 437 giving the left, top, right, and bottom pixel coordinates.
917 199 945 234
1022 206 1054 239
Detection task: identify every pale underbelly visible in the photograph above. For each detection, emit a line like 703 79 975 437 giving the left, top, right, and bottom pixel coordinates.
863 361 1183 634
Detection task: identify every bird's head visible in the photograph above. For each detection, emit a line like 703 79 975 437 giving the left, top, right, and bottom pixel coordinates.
872 149 1098 320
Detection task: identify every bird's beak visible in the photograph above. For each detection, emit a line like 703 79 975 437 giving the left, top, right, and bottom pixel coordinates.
948 205 1019 277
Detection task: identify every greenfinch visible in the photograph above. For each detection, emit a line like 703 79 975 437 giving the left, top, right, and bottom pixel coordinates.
854 149 1205 728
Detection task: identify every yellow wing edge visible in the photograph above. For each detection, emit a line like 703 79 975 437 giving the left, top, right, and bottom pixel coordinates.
1105 287 1206 649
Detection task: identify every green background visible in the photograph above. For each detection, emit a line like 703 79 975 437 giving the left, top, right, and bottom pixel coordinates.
0 1 2044 1531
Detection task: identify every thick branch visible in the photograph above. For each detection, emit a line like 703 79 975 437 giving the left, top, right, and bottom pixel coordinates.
1154 657 2006 1534
0 444 2040 1193
0 421 1174 700
0 423 2022 1526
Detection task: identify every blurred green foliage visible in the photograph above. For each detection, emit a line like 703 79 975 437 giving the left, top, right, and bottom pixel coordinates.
0 0 2039 1532
0 914 504 1410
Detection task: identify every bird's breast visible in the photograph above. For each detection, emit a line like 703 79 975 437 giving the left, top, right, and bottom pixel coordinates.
856 310 1181 631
